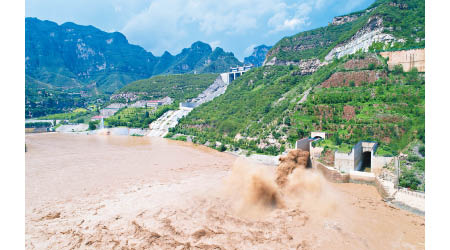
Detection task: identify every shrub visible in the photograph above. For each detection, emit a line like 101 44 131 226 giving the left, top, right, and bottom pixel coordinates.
88 121 97 130
418 145 425 156
399 169 421 190
407 155 421 162
393 64 404 74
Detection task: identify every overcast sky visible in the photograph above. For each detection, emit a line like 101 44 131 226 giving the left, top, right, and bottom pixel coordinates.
26 0 374 60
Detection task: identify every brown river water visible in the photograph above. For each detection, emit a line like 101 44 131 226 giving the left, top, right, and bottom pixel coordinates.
25 133 424 249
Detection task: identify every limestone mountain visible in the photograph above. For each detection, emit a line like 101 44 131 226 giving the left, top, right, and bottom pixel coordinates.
264 0 424 71
156 42 242 75
244 45 272 67
25 17 242 94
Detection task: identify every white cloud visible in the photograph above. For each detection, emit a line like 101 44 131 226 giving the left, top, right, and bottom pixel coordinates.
27 0 374 59
209 40 221 49
267 2 312 33
121 0 324 55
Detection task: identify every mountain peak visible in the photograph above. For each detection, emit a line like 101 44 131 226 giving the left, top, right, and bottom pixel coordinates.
190 41 212 52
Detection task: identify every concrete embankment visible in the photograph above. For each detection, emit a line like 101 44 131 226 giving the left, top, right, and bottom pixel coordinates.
313 159 425 215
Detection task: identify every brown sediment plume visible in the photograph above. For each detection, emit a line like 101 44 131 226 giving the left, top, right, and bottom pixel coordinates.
224 159 284 217
224 149 339 218
276 150 310 187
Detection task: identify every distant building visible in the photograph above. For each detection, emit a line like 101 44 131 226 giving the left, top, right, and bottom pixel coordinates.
91 115 103 121
220 65 253 83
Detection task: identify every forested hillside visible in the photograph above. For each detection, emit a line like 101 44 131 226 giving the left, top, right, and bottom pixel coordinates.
115 74 218 102
173 0 425 157
25 18 241 117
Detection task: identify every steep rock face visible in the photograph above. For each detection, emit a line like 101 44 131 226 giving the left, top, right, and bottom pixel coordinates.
324 16 396 61
244 45 272 67
331 15 360 25
26 18 242 94
264 58 327 76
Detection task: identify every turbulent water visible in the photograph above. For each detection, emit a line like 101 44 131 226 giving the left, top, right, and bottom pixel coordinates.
25 133 424 249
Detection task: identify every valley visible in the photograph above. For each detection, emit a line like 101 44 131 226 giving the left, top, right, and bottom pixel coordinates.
25 0 426 248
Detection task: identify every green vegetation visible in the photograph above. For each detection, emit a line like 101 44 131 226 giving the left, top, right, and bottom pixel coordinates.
267 0 425 62
174 52 424 156
105 104 176 129
25 122 52 128
117 73 218 102
399 157 425 191
267 16 368 62
25 82 108 118
173 59 341 155
88 120 99 130
37 108 99 124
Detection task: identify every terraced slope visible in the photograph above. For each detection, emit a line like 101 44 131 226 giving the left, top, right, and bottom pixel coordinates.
173 52 424 156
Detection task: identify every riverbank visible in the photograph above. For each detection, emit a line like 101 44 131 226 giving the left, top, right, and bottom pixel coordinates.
26 133 424 249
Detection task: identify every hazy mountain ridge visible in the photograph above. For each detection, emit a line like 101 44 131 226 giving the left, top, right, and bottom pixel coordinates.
244 45 272 67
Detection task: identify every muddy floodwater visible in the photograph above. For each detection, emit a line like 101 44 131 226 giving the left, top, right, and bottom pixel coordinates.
25 133 424 249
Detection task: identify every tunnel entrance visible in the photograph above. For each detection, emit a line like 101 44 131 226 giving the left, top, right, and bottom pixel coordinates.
361 151 371 172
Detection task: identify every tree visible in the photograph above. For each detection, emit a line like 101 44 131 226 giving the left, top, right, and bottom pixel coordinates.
393 64 404 74
88 121 97 130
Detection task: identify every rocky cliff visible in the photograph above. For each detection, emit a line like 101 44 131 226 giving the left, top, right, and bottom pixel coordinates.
325 16 396 61
26 18 242 94
264 0 424 75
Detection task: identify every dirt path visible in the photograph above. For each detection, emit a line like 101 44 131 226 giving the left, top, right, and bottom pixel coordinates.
25 133 424 249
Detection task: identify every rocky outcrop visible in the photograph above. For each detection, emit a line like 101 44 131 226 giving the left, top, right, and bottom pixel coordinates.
110 92 145 102
189 76 228 105
264 58 327 76
331 8 375 25
148 76 230 137
331 15 359 25
325 16 396 61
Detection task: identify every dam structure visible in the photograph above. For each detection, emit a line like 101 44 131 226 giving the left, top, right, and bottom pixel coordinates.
148 66 253 137
220 65 253 84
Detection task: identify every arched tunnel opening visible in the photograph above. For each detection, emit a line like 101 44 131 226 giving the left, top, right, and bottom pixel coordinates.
361 151 371 172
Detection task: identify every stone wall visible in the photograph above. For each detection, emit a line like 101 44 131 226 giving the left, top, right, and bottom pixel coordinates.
379 48 425 72
314 161 350 183
393 188 425 213
371 155 395 175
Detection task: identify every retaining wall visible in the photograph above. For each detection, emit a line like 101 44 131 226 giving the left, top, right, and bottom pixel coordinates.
295 138 310 152
314 161 350 183
380 48 425 72
335 141 363 172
